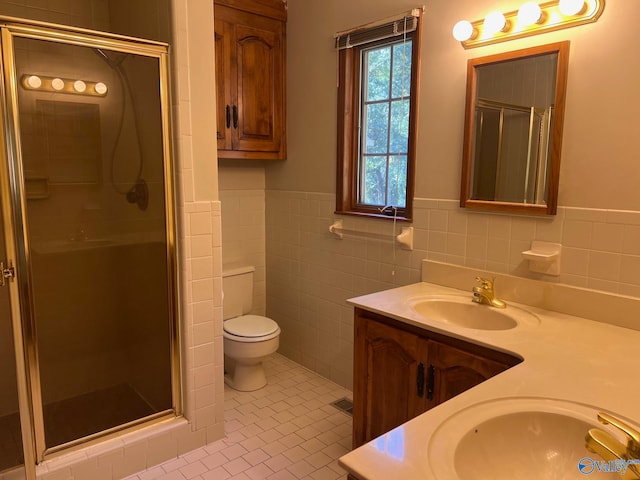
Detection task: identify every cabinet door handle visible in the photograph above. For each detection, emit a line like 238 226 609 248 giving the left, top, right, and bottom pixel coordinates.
426 364 435 401
232 105 238 128
416 362 425 397
226 105 231 128
0 261 15 287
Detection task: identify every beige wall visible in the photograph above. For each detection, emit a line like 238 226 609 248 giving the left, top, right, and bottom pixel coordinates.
270 0 640 211
261 0 640 389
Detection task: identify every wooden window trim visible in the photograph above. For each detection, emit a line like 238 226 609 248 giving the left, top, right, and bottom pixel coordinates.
336 22 421 222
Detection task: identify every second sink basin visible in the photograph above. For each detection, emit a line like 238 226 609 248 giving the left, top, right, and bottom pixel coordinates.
429 398 624 480
410 296 539 330
454 411 613 479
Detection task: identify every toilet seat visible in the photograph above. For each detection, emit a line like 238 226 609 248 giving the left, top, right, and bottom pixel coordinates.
224 315 280 343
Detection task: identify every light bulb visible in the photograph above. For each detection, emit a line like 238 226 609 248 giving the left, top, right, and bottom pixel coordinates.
26 75 42 89
94 82 107 95
559 0 585 16
484 11 507 36
73 80 86 93
518 2 543 26
51 78 64 90
452 20 475 41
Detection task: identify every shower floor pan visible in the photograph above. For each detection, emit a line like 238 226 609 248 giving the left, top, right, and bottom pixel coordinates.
0 383 154 472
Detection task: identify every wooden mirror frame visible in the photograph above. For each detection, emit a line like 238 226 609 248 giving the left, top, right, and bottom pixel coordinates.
460 41 570 215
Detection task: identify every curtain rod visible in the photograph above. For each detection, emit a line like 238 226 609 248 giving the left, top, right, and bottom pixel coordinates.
334 6 424 39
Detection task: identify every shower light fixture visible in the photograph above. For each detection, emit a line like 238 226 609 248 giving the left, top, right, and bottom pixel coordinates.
26 75 42 88
51 78 64 90
73 80 86 93
94 82 108 95
21 74 107 97
453 0 604 48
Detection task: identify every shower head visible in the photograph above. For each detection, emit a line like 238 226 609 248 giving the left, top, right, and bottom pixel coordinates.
94 48 128 69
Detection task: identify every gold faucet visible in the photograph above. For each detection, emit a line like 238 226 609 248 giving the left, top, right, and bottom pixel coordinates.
585 412 640 479
472 276 506 308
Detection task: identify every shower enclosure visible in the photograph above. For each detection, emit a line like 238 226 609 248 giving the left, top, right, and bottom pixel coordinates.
0 18 179 478
471 99 553 205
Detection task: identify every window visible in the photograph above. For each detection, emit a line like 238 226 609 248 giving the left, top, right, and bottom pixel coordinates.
336 13 421 220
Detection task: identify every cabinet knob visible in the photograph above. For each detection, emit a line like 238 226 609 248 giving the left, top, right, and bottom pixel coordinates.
416 362 425 397
226 105 231 128
426 364 435 401
232 105 238 128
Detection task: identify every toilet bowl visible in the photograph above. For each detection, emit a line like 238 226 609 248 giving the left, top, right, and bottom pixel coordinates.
223 314 280 391
222 265 281 391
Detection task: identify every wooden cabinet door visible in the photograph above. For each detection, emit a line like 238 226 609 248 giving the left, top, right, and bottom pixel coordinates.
234 19 284 154
353 311 428 447
214 4 285 159
427 340 511 407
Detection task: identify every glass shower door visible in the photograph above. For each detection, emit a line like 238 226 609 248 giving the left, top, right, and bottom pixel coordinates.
2 24 179 459
0 222 24 475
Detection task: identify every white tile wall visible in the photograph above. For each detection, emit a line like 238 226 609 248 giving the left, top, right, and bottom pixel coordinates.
265 190 640 389
220 189 266 315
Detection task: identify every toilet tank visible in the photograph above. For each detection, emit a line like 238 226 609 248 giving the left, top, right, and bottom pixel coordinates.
222 265 255 319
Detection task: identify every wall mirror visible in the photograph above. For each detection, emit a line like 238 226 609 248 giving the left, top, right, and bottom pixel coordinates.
460 41 569 215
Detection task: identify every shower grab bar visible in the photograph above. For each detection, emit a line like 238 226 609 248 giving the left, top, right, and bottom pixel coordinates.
329 220 413 250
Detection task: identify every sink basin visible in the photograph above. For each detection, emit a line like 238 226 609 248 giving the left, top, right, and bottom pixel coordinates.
429 398 627 480
410 296 539 330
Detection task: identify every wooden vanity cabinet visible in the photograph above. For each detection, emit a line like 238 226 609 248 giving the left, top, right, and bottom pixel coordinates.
428 339 513 405
214 0 286 160
353 307 520 448
353 314 429 445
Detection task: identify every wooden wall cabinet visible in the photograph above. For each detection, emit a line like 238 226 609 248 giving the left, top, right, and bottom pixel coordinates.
353 308 520 448
214 0 286 160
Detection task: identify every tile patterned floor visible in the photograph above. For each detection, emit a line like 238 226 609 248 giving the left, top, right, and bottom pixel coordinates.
125 354 353 480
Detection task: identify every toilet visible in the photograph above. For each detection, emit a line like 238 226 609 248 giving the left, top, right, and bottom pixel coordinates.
222 265 280 391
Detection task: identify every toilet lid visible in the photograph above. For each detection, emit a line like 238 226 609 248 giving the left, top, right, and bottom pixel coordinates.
224 315 279 338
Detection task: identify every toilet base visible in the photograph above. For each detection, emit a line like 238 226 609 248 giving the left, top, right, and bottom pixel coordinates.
224 356 268 392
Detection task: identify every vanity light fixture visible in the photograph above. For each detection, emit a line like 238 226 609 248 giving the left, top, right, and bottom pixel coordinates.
518 2 544 26
483 11 508 36
453 20 475 42
20 74 107 97
559 0 587 15
453 0 604 48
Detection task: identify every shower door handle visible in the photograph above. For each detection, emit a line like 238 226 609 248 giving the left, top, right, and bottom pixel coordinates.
0 261 15 287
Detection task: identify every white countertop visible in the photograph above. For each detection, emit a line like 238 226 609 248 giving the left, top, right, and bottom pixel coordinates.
338 280 640 479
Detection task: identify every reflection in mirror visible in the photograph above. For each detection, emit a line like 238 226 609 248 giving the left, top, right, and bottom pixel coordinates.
36 100 102 184
460 42 569 215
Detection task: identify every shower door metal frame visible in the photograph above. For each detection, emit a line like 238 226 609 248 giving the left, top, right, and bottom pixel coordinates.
0 18 182 468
